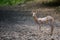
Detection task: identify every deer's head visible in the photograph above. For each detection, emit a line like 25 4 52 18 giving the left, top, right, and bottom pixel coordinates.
32 10 37 16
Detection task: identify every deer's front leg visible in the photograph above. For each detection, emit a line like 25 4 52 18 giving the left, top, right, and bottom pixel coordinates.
39 24 41 32
38 22 43 32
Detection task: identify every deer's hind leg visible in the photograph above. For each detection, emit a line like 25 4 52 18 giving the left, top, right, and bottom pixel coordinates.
50 25 54 35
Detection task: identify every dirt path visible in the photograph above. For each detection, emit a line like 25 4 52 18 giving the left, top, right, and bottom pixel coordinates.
0 10 60 40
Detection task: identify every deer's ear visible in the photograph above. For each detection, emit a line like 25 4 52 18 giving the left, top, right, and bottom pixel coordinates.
32 10 35 13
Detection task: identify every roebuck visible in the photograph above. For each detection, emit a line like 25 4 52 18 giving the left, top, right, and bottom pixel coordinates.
32 11 54 35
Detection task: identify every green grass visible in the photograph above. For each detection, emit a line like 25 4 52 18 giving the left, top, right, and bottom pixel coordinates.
0 0 60 6
0 0 31 6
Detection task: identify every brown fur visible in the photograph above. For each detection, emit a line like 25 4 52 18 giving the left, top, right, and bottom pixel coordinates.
32 11 54 35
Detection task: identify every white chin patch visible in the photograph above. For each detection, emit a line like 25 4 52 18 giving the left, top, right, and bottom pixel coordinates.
33 13 35 16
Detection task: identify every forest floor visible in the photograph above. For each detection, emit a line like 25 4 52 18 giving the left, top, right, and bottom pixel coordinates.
0 2 60 40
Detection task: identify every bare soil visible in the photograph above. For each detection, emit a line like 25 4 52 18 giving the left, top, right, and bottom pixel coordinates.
0 7 60 40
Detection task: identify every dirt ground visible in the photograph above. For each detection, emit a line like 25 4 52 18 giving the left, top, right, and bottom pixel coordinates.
0 8 60 40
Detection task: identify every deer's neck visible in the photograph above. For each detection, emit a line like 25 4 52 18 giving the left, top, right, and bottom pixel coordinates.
33 15 39 24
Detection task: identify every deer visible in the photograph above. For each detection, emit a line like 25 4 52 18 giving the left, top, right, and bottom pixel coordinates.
32 10 54 35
